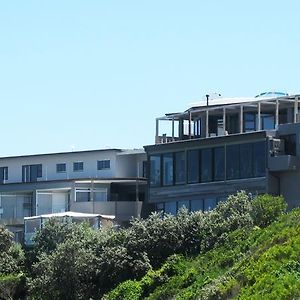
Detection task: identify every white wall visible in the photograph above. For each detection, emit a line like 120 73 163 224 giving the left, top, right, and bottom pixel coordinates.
0 150 122 183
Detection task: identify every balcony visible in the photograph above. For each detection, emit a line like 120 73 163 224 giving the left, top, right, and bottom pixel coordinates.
268 155 297 172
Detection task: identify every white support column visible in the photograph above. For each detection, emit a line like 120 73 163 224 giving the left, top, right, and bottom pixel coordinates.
206 110 209 137
257 102 261 130
171 117 175 141
155 118 159 143
240 105 243 133
294 96 299 123
223 107 226 135
189 112 192 139
275 100 279 127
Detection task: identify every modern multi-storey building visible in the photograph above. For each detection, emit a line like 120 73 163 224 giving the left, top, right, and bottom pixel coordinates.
0 148 147 241
144 92 300 215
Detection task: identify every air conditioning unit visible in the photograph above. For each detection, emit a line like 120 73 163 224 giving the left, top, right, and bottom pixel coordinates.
269 138 285 156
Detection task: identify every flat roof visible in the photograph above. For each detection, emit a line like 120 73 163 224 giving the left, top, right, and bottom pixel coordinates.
0 148 144 160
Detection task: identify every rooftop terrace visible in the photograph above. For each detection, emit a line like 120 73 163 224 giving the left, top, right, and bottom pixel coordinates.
155 93 300 144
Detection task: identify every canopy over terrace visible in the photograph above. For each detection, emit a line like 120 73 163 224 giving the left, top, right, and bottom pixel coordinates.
155 94 300 143
24 211 115 245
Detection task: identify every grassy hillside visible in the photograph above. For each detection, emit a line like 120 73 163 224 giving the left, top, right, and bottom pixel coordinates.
104 208 300 300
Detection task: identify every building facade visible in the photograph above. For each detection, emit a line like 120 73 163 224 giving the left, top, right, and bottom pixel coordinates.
0 148 147 241
144 93 300 214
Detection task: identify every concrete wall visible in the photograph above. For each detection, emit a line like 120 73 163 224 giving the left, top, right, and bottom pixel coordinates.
0 149 146 184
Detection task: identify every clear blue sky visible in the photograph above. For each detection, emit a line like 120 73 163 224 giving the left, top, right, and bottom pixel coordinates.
1 1 300 156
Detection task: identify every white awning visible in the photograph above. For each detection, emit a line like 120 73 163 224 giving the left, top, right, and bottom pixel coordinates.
24 211 115 220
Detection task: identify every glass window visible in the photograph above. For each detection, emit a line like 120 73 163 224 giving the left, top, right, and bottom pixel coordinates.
201 148 212 182
164 201 177 215
97 160 110 170
73 162 84 172
226 144 240 180
0 167 8 183
94 189 107 201
240 143 253 178
162 153 173 186
253 141 266 177
191 199 203 212
150 155 161 187
175 152 185 185
155 203 164 213
187 150 199 183
22 164 42 183
56 163 66 173
204 198 216 211
281 134 296 155
261 114 275 130
244 113 256 132
177 200 190 212
214 147 225 181
76 190 90 202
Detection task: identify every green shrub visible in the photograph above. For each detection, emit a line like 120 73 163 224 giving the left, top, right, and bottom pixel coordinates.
251 194 287 228
0 273 26 300
103 280 142 300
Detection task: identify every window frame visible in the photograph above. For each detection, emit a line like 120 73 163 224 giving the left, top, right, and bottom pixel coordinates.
73 161 84 172
97 160 111 170
56 163 66 173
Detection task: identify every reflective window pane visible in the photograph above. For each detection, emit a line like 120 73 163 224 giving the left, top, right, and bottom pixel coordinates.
226 144 240 180
162 153 173 186
191 200 203 212
240 143 253 178
187 150 199 183
204 198 216 211
164 201 177 215
214 147 225 181
177 200 189 212
253 141 266 177
201 148 212 182
175 152 185 185
150 155 161 187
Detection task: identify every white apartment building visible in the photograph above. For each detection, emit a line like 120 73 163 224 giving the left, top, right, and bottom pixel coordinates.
0 148 147 241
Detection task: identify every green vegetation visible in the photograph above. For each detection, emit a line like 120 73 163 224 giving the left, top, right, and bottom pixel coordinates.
0 226 26 300
105 195 300 300
0 192 295 299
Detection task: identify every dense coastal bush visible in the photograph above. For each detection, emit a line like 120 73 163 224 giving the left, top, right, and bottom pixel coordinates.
26 191 287 299
105 199 298 300
0 226 26 300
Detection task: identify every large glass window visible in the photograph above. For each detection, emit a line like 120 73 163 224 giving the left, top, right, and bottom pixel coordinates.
253 141 266 177
175 152 185 184
177 200 190 212
191 200 204 212
244 113 256 132
261 114 275 130
155 203 164 213
204 198 216 211
240 143 253 178
226 145 240 180
201 148 212 182
162 153 173 186
213 147 225 181
76 189 90 202
164 201 177 215
187 150 199 183
150 155 161 187
22 164 42 183
94 189 107 201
